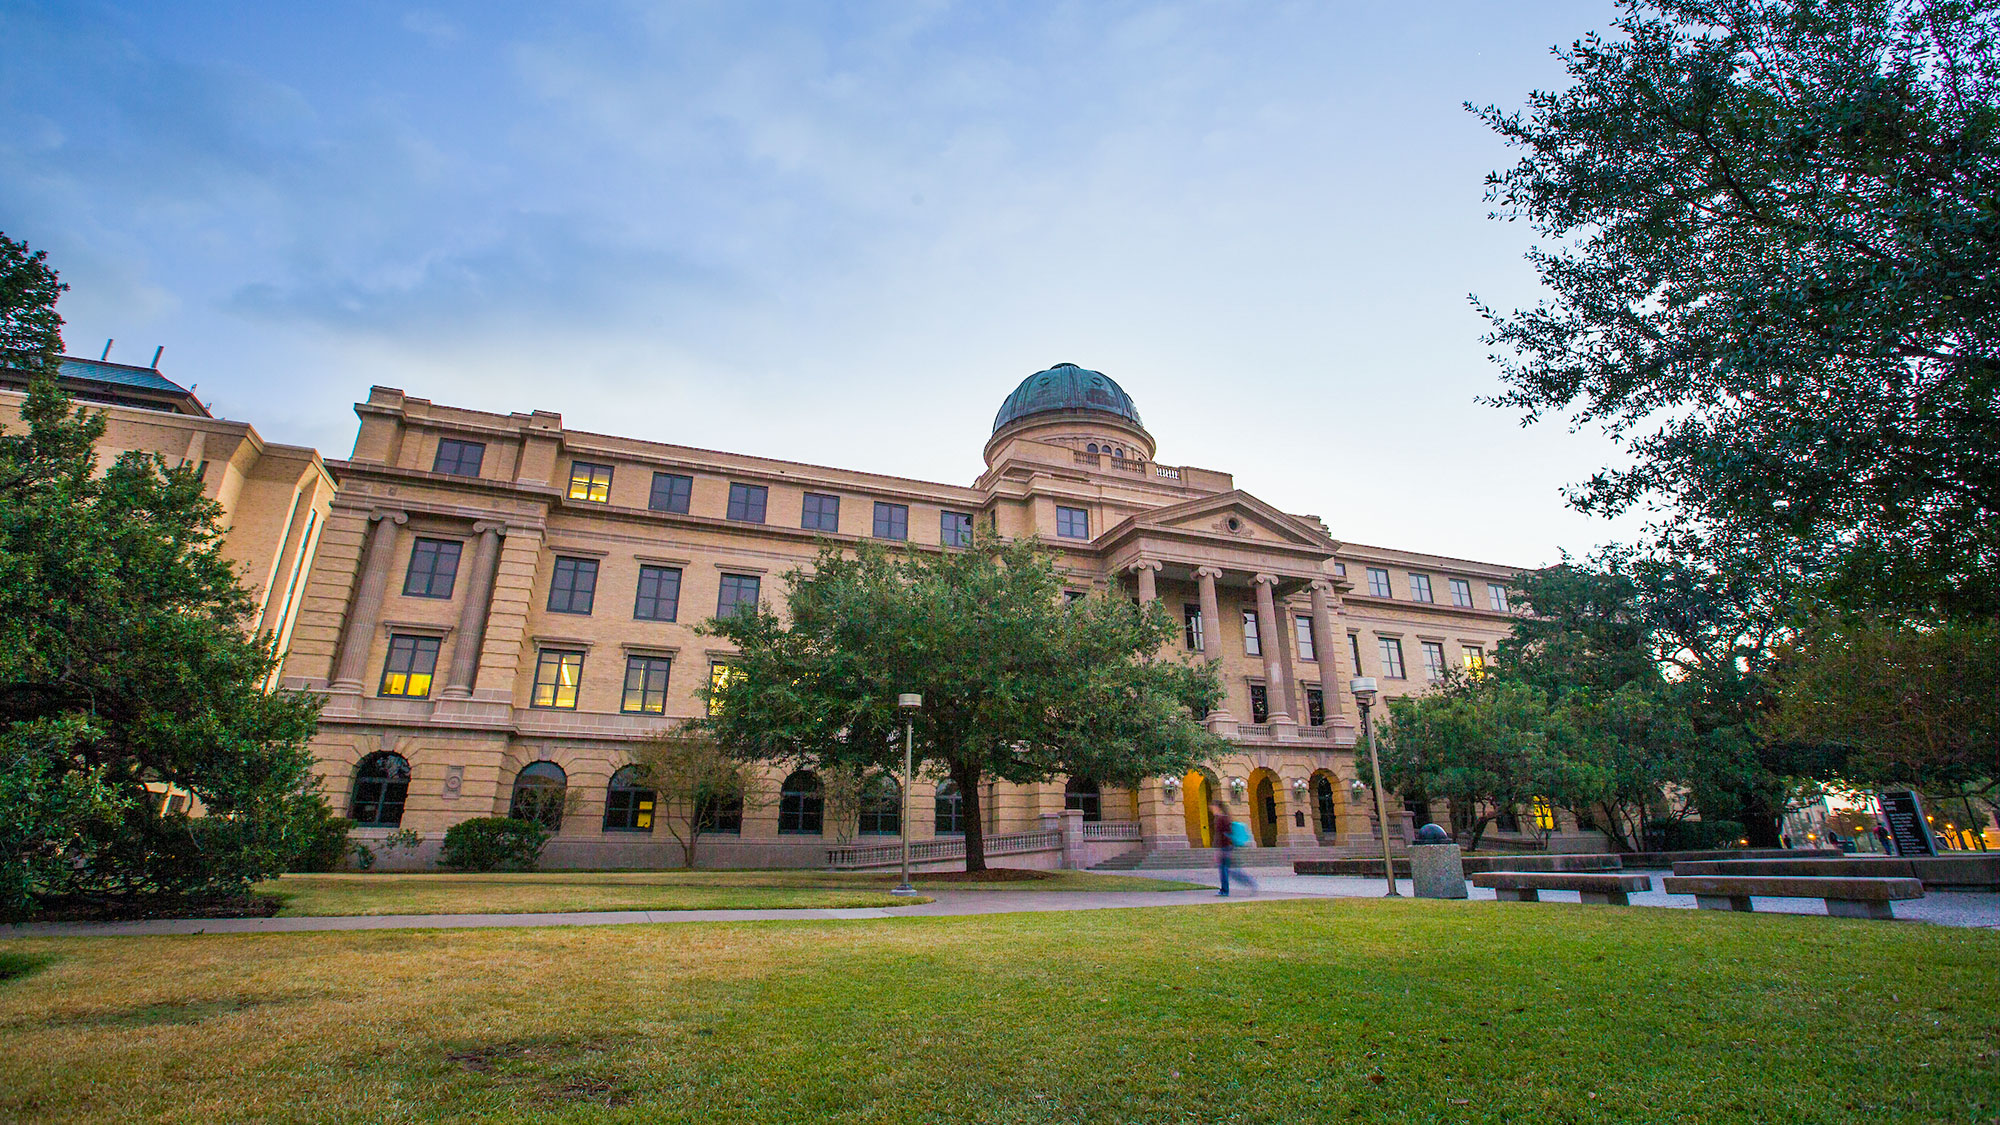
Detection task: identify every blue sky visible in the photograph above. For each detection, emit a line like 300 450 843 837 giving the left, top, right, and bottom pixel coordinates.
0 1 1639 566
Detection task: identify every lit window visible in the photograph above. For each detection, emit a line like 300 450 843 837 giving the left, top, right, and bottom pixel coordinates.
620 655 672 714
1056 506 1089 539
1449 578 1474 608
859 775 902 835
433 438 485 477
717 573 761 618
649 472 692 514
1463 646 1486 676
1183 604 1204 651
1305 686 1326 726
1249 684 1270 724
1367 568 1392 598
940 511 973 548
379 633 441 698
779 771 823 834
531 650 584 709
1532 796 1555 831
707 660 741 717
1410 573 1434 603
802 492 840 532
547 557 598 614
633 565 681 621
510 761 567 828
603 766 655 832
1241 610 1261 656
1378 637 1406 679
403 538 462 599
1294 615 1316 661
1064 778 1102 822
1422 641 1447 681
873 501 908 540
568 461 613 503
726 482 767 522
1489 583 1510 612
349 752 409 827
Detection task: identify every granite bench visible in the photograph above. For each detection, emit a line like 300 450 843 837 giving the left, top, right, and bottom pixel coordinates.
1470 871 1654 905
1660 874 1924 919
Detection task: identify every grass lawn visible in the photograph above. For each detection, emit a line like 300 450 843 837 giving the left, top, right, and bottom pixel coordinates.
3 900 1994 1123
255 869 1197 916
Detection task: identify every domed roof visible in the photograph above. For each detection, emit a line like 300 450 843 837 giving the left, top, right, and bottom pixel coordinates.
992 363 1143 434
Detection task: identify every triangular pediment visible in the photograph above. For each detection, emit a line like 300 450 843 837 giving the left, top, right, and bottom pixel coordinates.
1112 490 1337 550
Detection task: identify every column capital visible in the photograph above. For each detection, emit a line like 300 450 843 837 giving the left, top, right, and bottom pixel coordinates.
1310 578 1336 594
1129 558 1163 575
369 508 409 526
1252 572 1281 587
1195 565 1224 580
471 520 511 536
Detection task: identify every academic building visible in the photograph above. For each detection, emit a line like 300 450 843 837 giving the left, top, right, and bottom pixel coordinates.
275 362 1599 868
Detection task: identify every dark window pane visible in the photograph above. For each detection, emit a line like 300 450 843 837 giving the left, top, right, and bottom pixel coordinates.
1184 604 1204 650
604 765 656 832
634 565 682 621
802 492 840 532
697 793 743 834
1056 506 1089 539
934 780 963 835
726 483 767 523
1313 775 1338 834
940 511 972 547
1063 778 1101 822
649 472 693 514
349 752 410 827
858 775 901 835
548 557 598 614
510 761 567 828
402 538 462 599
1249 684 1269 724
1306 687 1326 727
717 573 760 618
779 771 823 834
873 502 908 540
433 439 485 477
379 633 441 698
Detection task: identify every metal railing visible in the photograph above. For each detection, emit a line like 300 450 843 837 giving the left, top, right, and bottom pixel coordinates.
825 828 1063 870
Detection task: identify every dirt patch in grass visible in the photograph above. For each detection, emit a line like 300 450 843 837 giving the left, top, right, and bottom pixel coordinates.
443 1035 640 1107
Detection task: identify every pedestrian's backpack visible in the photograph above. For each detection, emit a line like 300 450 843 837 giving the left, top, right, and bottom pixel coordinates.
1228 821 1252 847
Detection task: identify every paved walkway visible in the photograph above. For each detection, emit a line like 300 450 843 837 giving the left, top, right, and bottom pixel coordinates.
6 870 1994 939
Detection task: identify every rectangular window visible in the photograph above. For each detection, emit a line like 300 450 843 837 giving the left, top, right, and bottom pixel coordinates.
1378 637 1407 679
1349 633 1363 674
1294 615 1316 661
531 649 584 709
621 655 672 714
633 565 682 621
1422 640 1447 681
1489 583 1510 612
402 537 462 599
1410 573 1434 603
547 556 598 615
1463 645 1486 675
940 510 973 547
1305 686 1326 727
1183 604 1204 651
432 438 485 477
1449 578 1474 608
1532 796 1556 831
726 482 767 523
604 780 656 833
568 461 613 503
707 660 738 718
717 573 761 618
1055 506 1089 539
801 492 841 532
873 501 908 540
1249 684 1270 724
649 472 692 514
1241 609 1262 656
1367 567 1392 597
378 633 441 698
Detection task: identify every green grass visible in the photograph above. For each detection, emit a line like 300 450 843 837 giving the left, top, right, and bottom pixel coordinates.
256 869 1196 916
0 951 54 983
2 899 1994 1123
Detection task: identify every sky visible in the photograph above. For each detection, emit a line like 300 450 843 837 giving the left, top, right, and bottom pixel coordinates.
0 1 1644 568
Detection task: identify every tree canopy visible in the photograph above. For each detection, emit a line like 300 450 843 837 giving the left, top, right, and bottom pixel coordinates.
700 537 1227 870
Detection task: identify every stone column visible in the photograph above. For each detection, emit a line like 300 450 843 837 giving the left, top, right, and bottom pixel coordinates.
1132 559 1160 603
442 524 504 699
1195 567 1223 658
1309 580 1348 718
1274 594 1302 726
1252 574 1294 725
329 510 406 691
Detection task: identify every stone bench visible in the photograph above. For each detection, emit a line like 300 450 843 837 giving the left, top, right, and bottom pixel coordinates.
1660 874 1925 920
1470 871 1655 905
1672 855 2000 891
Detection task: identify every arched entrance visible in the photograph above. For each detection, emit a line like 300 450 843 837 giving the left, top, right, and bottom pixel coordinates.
1249 770 1280 848
1181 769 1216 847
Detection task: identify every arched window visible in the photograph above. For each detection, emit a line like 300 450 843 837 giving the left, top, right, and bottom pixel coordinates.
859 775 902 836
603 765 654 833
698 792 743 835
778 771 823 834
510 761 568 829
934 780 963 836
350 752 410 827
1313 773 1339 836
1064 777 1102 822
1112 447 1124 459
1086 443 1099 454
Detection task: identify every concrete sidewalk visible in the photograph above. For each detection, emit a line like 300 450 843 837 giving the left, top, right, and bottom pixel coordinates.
2 886 1306 939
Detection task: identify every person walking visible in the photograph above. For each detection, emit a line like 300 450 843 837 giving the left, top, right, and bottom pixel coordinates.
1211 800 1257 897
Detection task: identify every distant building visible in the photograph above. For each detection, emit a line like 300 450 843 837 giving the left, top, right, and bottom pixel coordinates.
284 362 1603 867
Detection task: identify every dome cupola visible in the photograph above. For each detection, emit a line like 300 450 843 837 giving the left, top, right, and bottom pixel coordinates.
984 362 1155 468
991 362 1143 433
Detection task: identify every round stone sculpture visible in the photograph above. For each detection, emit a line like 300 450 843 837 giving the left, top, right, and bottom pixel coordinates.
1414 822 1453 845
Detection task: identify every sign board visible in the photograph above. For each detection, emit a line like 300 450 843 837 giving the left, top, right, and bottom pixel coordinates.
1877 789 1937 857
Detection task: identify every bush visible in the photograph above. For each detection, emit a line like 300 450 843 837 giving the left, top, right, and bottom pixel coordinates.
439 817 549 872
1647 819 1748 851
290 808 353 873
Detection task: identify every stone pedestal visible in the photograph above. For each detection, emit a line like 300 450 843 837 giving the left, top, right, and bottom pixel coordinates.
1410 843 1467 899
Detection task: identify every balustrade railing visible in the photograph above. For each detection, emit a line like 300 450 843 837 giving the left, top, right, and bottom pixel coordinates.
1081 821 1140 841
825 828 1062 869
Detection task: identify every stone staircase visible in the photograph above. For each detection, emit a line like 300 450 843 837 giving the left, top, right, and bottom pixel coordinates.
1094 846 1369 872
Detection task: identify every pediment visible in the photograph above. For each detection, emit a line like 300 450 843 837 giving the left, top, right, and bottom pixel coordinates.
1118 490 1336 550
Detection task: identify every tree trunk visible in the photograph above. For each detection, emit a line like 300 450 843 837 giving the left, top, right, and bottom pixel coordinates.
955 764 987 872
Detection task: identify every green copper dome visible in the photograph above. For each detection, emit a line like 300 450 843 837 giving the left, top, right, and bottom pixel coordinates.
991 363 1143 434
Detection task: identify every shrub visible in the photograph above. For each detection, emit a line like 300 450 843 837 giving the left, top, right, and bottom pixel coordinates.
439 817 549 872
290 808 353 873
1647 819 1748 851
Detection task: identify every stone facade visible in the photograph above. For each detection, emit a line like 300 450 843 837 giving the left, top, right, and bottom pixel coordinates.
280 363 1600 867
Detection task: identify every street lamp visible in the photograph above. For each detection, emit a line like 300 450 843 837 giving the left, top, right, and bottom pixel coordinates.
894 693 922 896
1350 676 1399 897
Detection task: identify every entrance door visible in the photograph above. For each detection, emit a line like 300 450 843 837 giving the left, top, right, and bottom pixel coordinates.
1182 770 1213 847
1253 776 1278 847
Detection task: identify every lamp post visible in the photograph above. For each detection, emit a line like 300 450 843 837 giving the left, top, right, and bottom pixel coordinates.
893 693 922 895
1351 677 1399 897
